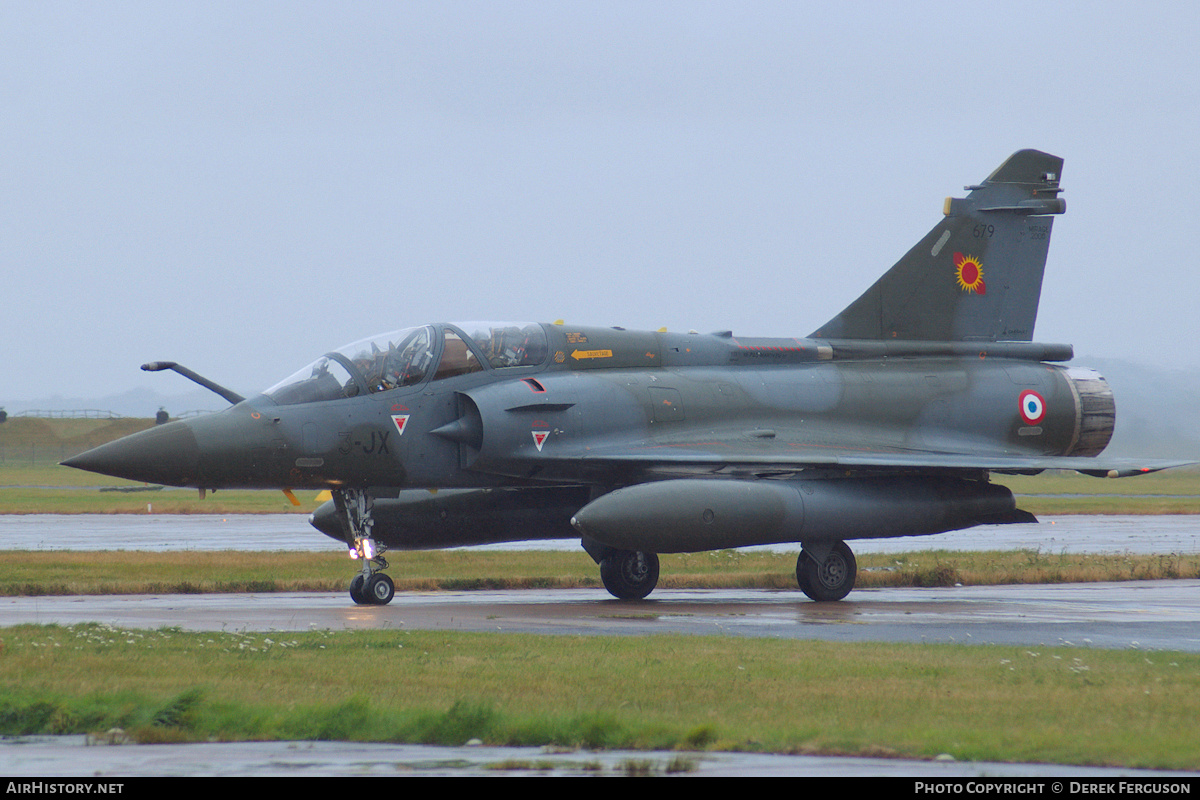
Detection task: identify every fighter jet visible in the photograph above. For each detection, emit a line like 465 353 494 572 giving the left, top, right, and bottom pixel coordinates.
64 150 1187 605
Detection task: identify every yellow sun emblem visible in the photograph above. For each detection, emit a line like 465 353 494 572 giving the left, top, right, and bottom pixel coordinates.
953 252 986 295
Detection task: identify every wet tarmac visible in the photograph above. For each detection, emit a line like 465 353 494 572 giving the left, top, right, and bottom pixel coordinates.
3 736 1194 778
5 514 1200 776
5 513 1200 554
5 514 1200 652
7 582 1200 651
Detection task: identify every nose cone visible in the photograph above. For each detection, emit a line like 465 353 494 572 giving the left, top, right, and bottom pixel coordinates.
61 420 200 486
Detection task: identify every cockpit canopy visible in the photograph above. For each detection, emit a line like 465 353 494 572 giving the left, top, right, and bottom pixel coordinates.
264 322 548 406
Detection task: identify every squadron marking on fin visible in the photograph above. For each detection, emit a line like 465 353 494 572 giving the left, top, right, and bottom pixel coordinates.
954 252 986 294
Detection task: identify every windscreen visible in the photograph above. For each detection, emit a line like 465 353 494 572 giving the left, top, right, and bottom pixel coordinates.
264 326 436 405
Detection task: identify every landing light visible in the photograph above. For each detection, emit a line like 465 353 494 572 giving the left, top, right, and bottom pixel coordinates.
353 539 375 560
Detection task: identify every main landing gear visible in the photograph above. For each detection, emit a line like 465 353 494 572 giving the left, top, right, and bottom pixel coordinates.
599 549 660 600
582 538 661 600
336 488 396 606
584 541 858 602
796 540 857 602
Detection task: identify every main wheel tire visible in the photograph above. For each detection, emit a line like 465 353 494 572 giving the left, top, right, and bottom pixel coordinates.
366 573 395 605
349 574 369 605
600 550 660 600
796 541 857 602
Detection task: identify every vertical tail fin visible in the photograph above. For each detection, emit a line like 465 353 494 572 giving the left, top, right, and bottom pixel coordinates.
811 150 1066 342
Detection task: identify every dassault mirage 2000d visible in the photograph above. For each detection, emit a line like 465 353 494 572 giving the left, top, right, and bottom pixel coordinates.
64 150 1187 605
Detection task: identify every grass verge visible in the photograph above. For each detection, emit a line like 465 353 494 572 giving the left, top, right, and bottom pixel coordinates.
3 623 1199 769
0 485 319 515
1 549 1199 596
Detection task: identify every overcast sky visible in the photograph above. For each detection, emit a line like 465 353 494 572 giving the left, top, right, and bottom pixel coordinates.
3 1 1199 403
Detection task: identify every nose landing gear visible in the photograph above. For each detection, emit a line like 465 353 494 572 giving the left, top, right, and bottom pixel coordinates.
337 488 396 606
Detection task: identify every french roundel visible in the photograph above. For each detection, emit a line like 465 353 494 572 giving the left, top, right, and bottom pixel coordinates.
1018 390 1046 425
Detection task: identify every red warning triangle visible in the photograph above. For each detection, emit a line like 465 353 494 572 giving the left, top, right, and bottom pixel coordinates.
531 431 549 451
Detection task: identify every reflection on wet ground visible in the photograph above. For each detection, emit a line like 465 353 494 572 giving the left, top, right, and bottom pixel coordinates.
5 514 1200 777
3 513 1200 554
4 736 1194 778
6 582 1200 650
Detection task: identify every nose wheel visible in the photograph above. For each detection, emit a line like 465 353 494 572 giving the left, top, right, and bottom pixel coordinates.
350 572 395 605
